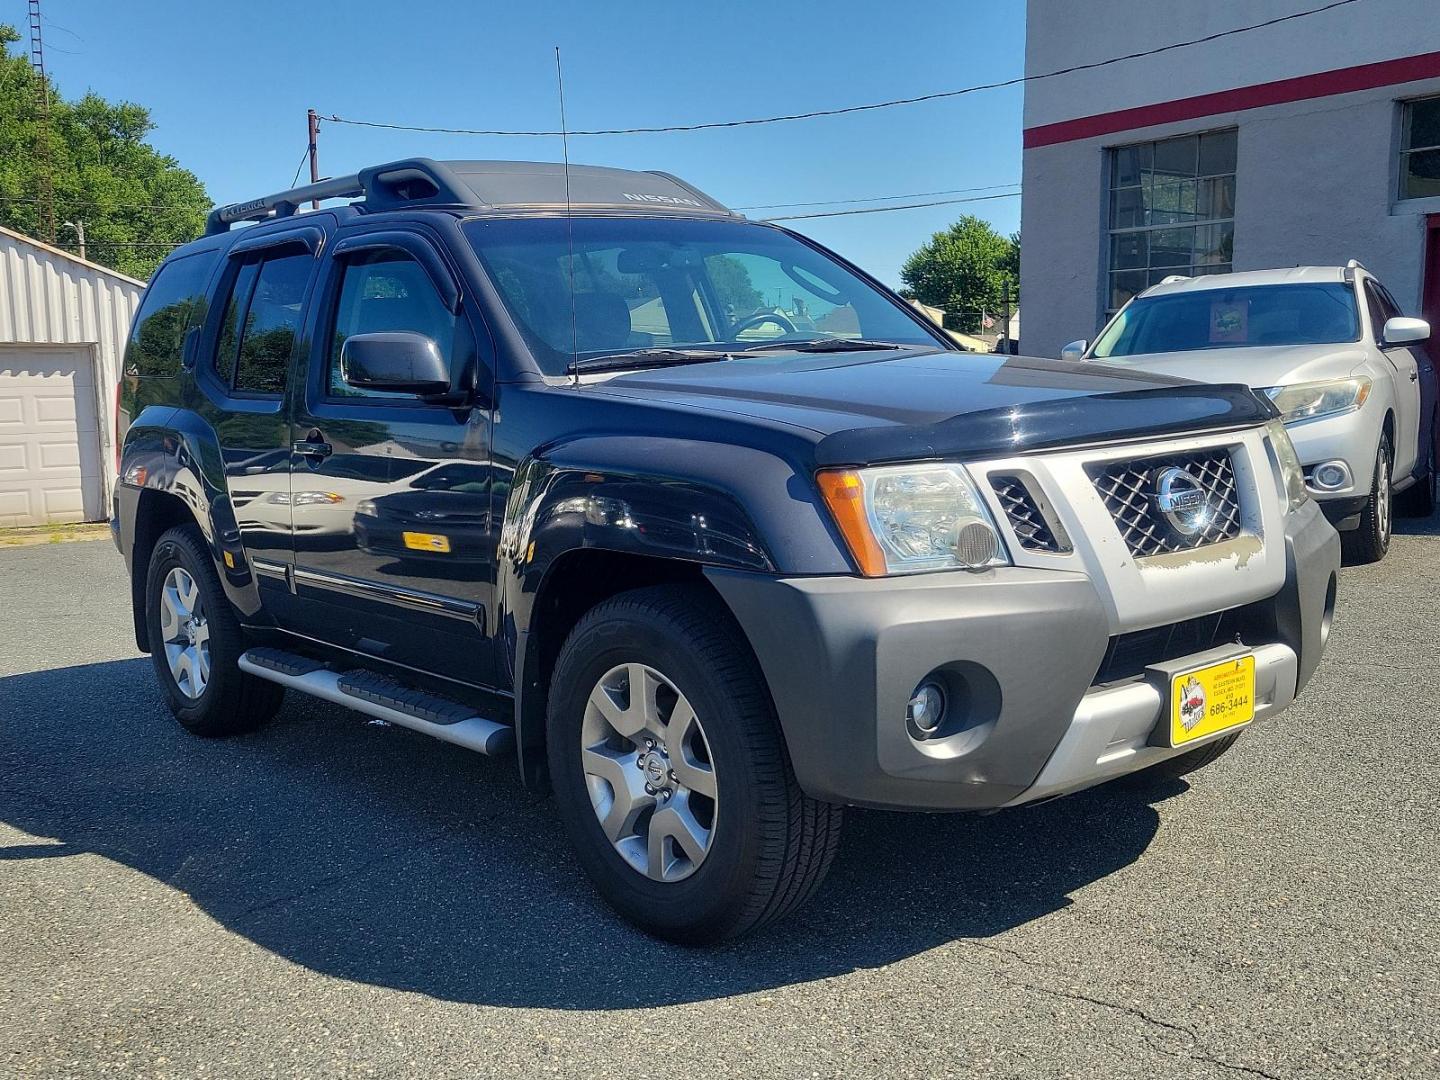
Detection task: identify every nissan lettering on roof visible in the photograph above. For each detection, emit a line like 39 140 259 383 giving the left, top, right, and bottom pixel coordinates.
621 192 704 208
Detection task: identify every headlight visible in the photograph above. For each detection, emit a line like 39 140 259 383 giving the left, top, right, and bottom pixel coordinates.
1265 419 1309 511
267 490 343 506
1262 377 1371 424
817 463 1010 576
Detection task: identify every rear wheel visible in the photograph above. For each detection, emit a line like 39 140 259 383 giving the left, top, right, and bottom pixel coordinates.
546 585 842 944
1342 436 1393 564
145 525 283 736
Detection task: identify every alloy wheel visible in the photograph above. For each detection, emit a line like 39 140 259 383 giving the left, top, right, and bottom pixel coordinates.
159 566 210 699
1377 451 1392 544
580 662 717 882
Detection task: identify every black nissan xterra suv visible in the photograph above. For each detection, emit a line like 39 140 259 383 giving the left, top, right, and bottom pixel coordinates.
115 159 1339 943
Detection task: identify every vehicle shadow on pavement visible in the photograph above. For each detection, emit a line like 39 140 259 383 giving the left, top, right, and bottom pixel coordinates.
0 657 1171 1010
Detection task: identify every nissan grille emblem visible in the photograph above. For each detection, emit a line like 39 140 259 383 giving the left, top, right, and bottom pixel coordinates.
1153 467 1212 537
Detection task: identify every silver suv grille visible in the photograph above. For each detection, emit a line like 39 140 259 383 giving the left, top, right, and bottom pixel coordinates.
1087 449 1242 557
990 474 1067 553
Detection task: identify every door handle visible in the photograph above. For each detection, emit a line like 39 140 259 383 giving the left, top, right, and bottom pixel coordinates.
1411 370 1420 382
292 438 333 460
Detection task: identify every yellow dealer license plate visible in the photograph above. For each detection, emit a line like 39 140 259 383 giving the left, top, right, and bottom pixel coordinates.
402 531 451 553
1170 655 1255 746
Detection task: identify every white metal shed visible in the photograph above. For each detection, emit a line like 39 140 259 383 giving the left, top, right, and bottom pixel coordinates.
0 225 144 526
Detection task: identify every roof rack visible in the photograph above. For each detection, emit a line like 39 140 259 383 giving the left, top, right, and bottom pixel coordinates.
205 159 476 235
205 157 738 236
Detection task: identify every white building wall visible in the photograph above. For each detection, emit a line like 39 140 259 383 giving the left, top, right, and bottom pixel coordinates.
0 226 145 502
1021 0 1440 358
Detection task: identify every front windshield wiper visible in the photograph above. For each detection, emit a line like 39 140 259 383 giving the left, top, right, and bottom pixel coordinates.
741 338 919 353
565 348 741 376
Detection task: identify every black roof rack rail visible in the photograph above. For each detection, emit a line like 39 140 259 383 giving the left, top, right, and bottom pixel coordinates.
204 158 479 235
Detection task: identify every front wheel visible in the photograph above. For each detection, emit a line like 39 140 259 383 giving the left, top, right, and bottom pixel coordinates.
1342 436 1393 564
547 585 842 944
145 525 284 736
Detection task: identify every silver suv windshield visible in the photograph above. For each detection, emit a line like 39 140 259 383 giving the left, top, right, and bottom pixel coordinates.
1092 283 1361 358
463 217 942 375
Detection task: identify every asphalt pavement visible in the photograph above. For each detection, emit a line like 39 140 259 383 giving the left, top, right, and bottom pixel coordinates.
2 525 1437 1079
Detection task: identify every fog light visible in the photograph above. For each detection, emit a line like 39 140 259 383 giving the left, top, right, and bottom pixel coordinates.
907 681 946 735
953 521 1000 569
1309 460 1350 492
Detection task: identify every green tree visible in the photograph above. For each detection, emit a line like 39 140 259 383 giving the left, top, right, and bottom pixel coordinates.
0 23 209 278
900 216 1019 334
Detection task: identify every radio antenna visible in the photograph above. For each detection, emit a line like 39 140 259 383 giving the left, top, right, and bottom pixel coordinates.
555 46 580 386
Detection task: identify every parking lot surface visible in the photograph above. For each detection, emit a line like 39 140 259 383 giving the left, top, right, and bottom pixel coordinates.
2 527 1438 1079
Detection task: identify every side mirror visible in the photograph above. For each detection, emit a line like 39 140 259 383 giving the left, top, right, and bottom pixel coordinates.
341 332 453 396
1382 316 1431 345
1060 339 1089 361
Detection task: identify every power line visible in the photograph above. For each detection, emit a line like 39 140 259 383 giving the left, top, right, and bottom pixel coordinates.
736 183 1019 211
323 0 1364 138
762 191 1021 222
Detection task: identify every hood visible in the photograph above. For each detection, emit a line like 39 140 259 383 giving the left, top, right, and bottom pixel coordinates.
1090 343 1370 389
584 347 1275 466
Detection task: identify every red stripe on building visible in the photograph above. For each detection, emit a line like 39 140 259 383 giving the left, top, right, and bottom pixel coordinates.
1024 50 1440 149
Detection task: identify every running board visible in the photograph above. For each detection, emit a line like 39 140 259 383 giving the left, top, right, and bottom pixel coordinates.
238 649 514 756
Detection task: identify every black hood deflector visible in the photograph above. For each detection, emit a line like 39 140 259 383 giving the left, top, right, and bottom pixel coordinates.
813 383 1277 467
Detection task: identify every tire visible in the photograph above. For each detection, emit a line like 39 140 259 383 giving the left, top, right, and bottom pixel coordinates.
546 584 842 944
1396 426 1436 518
1148 733 1240 780
1341 435 1393 564
144 525 284 736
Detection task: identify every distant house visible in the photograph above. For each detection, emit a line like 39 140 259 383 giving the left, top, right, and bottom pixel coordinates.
1020 0 1440 358
0 225 144 526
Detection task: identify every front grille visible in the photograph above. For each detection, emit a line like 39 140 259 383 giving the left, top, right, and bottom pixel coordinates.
990 474 1067 553
1094 610 1241 685
1087 449 1242 557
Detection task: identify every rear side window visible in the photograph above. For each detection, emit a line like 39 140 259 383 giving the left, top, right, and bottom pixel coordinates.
211 250 314 395
124 250 218 377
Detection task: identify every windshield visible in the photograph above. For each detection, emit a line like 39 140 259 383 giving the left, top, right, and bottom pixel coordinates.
464 217 941 375
1091 283 1361 358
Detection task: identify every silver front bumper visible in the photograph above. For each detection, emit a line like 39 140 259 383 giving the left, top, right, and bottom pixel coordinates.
1003 641 1298 807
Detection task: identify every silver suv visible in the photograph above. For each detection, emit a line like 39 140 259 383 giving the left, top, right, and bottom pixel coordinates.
1066 265 1436 562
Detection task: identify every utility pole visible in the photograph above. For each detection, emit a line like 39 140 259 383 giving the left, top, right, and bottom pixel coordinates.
27 0 56 244
307 109 321 209
63 219 85 260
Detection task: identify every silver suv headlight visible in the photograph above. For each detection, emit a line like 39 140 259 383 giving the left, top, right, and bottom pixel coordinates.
818 463 1010 576
1265 419 1310 511
1262 377 1371 424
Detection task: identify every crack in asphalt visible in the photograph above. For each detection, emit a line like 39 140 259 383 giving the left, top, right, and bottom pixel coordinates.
961 941 1285 1080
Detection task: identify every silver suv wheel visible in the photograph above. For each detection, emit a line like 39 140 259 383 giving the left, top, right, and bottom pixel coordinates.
159 566 210 699
580 662 717 882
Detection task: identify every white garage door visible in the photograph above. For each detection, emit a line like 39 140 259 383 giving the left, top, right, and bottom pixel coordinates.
0 346 106 527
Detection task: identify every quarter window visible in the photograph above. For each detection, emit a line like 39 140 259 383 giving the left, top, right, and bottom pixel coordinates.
1400 96 1440 201
327 250 462 399
124 250 218 376
1107 130 1237 316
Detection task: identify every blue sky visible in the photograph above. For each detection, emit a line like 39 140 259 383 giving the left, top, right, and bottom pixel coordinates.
21 0 1024 285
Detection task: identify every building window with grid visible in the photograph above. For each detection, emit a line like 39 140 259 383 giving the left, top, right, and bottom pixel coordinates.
1106 129 1237 315
1400 95 1440 201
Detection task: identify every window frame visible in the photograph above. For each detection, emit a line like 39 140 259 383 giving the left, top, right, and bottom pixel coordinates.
304 230 480 414
1399 94 1440 203
198 230 319 403
1103 128 1238 321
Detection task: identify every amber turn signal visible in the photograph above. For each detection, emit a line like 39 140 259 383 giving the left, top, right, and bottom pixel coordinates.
816 469 888 577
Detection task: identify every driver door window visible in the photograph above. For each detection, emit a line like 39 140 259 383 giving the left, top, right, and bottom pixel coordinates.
327 250 462 399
